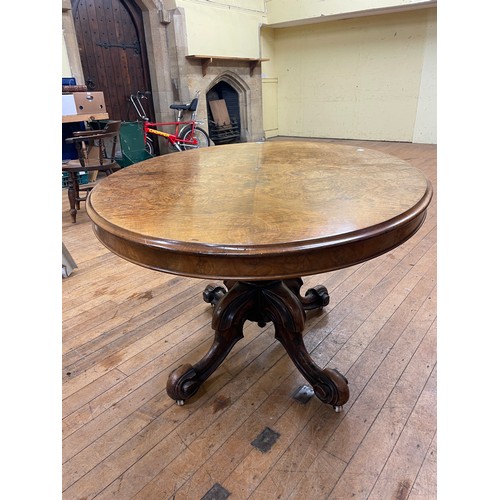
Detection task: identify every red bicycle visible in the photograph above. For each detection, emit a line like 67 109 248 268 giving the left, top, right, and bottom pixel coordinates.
129 90 210 153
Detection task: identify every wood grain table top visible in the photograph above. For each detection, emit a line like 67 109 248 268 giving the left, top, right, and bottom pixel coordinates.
87 141 432 280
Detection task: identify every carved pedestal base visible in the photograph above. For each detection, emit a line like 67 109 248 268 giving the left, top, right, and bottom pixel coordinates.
166 279 349 409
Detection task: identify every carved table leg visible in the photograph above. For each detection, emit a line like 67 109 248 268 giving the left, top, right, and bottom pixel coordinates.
259 281 349 410
167 280 349 409
167 281 255 404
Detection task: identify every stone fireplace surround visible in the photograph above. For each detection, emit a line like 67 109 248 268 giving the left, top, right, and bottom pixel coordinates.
187 61 265 145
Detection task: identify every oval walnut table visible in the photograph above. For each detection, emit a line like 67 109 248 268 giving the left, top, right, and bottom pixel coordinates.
86 141 433 411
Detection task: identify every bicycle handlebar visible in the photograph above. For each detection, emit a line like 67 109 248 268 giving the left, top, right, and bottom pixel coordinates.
129 91 150 121
129 90 201 122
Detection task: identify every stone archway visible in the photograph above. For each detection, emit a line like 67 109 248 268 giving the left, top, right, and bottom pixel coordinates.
206 71 252 143
206 72 249 144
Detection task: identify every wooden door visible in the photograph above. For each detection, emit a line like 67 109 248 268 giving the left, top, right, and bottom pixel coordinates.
71 0 155 122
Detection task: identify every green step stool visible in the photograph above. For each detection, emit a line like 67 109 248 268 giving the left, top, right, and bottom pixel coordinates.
117 121 154 167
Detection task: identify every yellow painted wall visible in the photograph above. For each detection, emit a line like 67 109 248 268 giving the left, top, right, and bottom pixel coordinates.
177 0 267 57
262 8 436 143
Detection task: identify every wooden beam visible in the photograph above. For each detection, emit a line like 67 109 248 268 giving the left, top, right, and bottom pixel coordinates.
186 55 269 77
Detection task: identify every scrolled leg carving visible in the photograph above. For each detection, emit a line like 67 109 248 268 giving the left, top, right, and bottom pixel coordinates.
166 363 200 404
303 285 330 309
311 368 349 409
276 332 349 408
203 283 227 307
202 280 238 307
284 278 330 310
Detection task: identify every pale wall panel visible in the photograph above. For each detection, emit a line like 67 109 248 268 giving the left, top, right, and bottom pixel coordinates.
262 78 278 137
265 0 435 26
273 9 435 142
412 9 436 143
178 0 266 58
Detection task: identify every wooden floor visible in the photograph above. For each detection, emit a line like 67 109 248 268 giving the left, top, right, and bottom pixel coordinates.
62 138 437 500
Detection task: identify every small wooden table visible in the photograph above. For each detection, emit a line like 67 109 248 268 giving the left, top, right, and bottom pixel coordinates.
87 141 432 410
62 112 109 124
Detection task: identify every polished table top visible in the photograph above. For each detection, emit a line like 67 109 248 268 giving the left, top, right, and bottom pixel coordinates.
87 141 432 280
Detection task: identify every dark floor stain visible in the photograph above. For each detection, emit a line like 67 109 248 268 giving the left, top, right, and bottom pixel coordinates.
211 394 231 413
129 290 153 301
101 352 124 370
93 287 109 297
395 479 412 500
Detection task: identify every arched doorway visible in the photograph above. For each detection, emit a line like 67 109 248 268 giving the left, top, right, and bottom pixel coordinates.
71 0 155 123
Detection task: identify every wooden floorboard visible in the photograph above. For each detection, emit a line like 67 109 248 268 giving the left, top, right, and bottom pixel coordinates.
62 138 437 499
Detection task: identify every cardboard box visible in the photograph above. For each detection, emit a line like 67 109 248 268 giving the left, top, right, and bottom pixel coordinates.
73 91 106 114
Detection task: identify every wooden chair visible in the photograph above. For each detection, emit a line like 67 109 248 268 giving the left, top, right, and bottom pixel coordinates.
63 120 121 223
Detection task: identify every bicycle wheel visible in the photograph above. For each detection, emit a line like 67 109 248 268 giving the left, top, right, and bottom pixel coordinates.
145 137 154 156
179 125 210 150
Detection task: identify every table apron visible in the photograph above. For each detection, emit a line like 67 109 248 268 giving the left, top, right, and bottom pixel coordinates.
91 210 426 280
